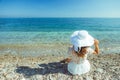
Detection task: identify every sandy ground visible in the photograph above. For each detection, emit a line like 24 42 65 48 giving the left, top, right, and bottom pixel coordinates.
0 53 120 80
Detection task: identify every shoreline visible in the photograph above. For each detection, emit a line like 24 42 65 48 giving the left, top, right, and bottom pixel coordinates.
0 53 119 80
0 44 120 57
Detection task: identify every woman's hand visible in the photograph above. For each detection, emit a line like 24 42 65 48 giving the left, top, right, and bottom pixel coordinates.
93 39 99 54
94 39 99 45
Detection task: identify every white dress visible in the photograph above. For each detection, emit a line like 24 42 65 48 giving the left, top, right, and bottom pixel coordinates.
67 47 94 75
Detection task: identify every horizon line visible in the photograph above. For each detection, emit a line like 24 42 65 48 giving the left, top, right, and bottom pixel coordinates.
1 17 120 18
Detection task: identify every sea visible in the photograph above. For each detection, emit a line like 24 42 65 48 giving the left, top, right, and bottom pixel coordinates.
0 18 120 56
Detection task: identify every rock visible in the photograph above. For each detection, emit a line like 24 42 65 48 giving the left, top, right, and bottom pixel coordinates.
21 78 26 80
79 77 83 80
47 74 57 80
57 73 65 80
31 75 43 80
6 73 14 79
85 76 93 80
0 64 4 69
93 76 97 80
36 75 43 80
96 68 104 73
0 77 5 80
67 77 72 80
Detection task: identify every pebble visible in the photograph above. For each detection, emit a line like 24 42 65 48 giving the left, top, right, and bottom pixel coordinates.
85 76 93 80
96 68 104 73
31 75 43 80
21 78 26 80
36 75 43 79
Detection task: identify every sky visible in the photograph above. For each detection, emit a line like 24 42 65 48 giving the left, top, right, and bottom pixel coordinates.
0 0 120 18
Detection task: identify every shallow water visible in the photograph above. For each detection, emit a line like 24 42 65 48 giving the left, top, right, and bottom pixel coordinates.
0 18 120 56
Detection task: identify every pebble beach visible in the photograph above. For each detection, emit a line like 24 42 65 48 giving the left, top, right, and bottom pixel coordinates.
0 53 119 80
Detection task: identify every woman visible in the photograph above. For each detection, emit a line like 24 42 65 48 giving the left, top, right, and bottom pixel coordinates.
63 30 99 75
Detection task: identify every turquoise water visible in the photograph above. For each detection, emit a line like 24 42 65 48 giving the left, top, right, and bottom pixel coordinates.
0 18 120 55
0 18 120 32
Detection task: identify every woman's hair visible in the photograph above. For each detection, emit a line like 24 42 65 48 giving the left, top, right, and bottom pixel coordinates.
74 46 88 57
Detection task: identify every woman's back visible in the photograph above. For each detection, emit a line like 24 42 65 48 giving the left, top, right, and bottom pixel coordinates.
68 46 94 64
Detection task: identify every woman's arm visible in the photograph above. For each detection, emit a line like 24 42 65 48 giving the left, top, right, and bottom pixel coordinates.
93 39 99 54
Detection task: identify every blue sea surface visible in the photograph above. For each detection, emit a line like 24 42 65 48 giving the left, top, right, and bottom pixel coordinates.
0 18 120 32
0 18 120 55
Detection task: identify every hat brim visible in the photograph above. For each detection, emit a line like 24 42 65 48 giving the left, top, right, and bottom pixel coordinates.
71 33 94 47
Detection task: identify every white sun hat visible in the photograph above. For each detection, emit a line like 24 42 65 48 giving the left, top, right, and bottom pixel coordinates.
70 30 94 51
